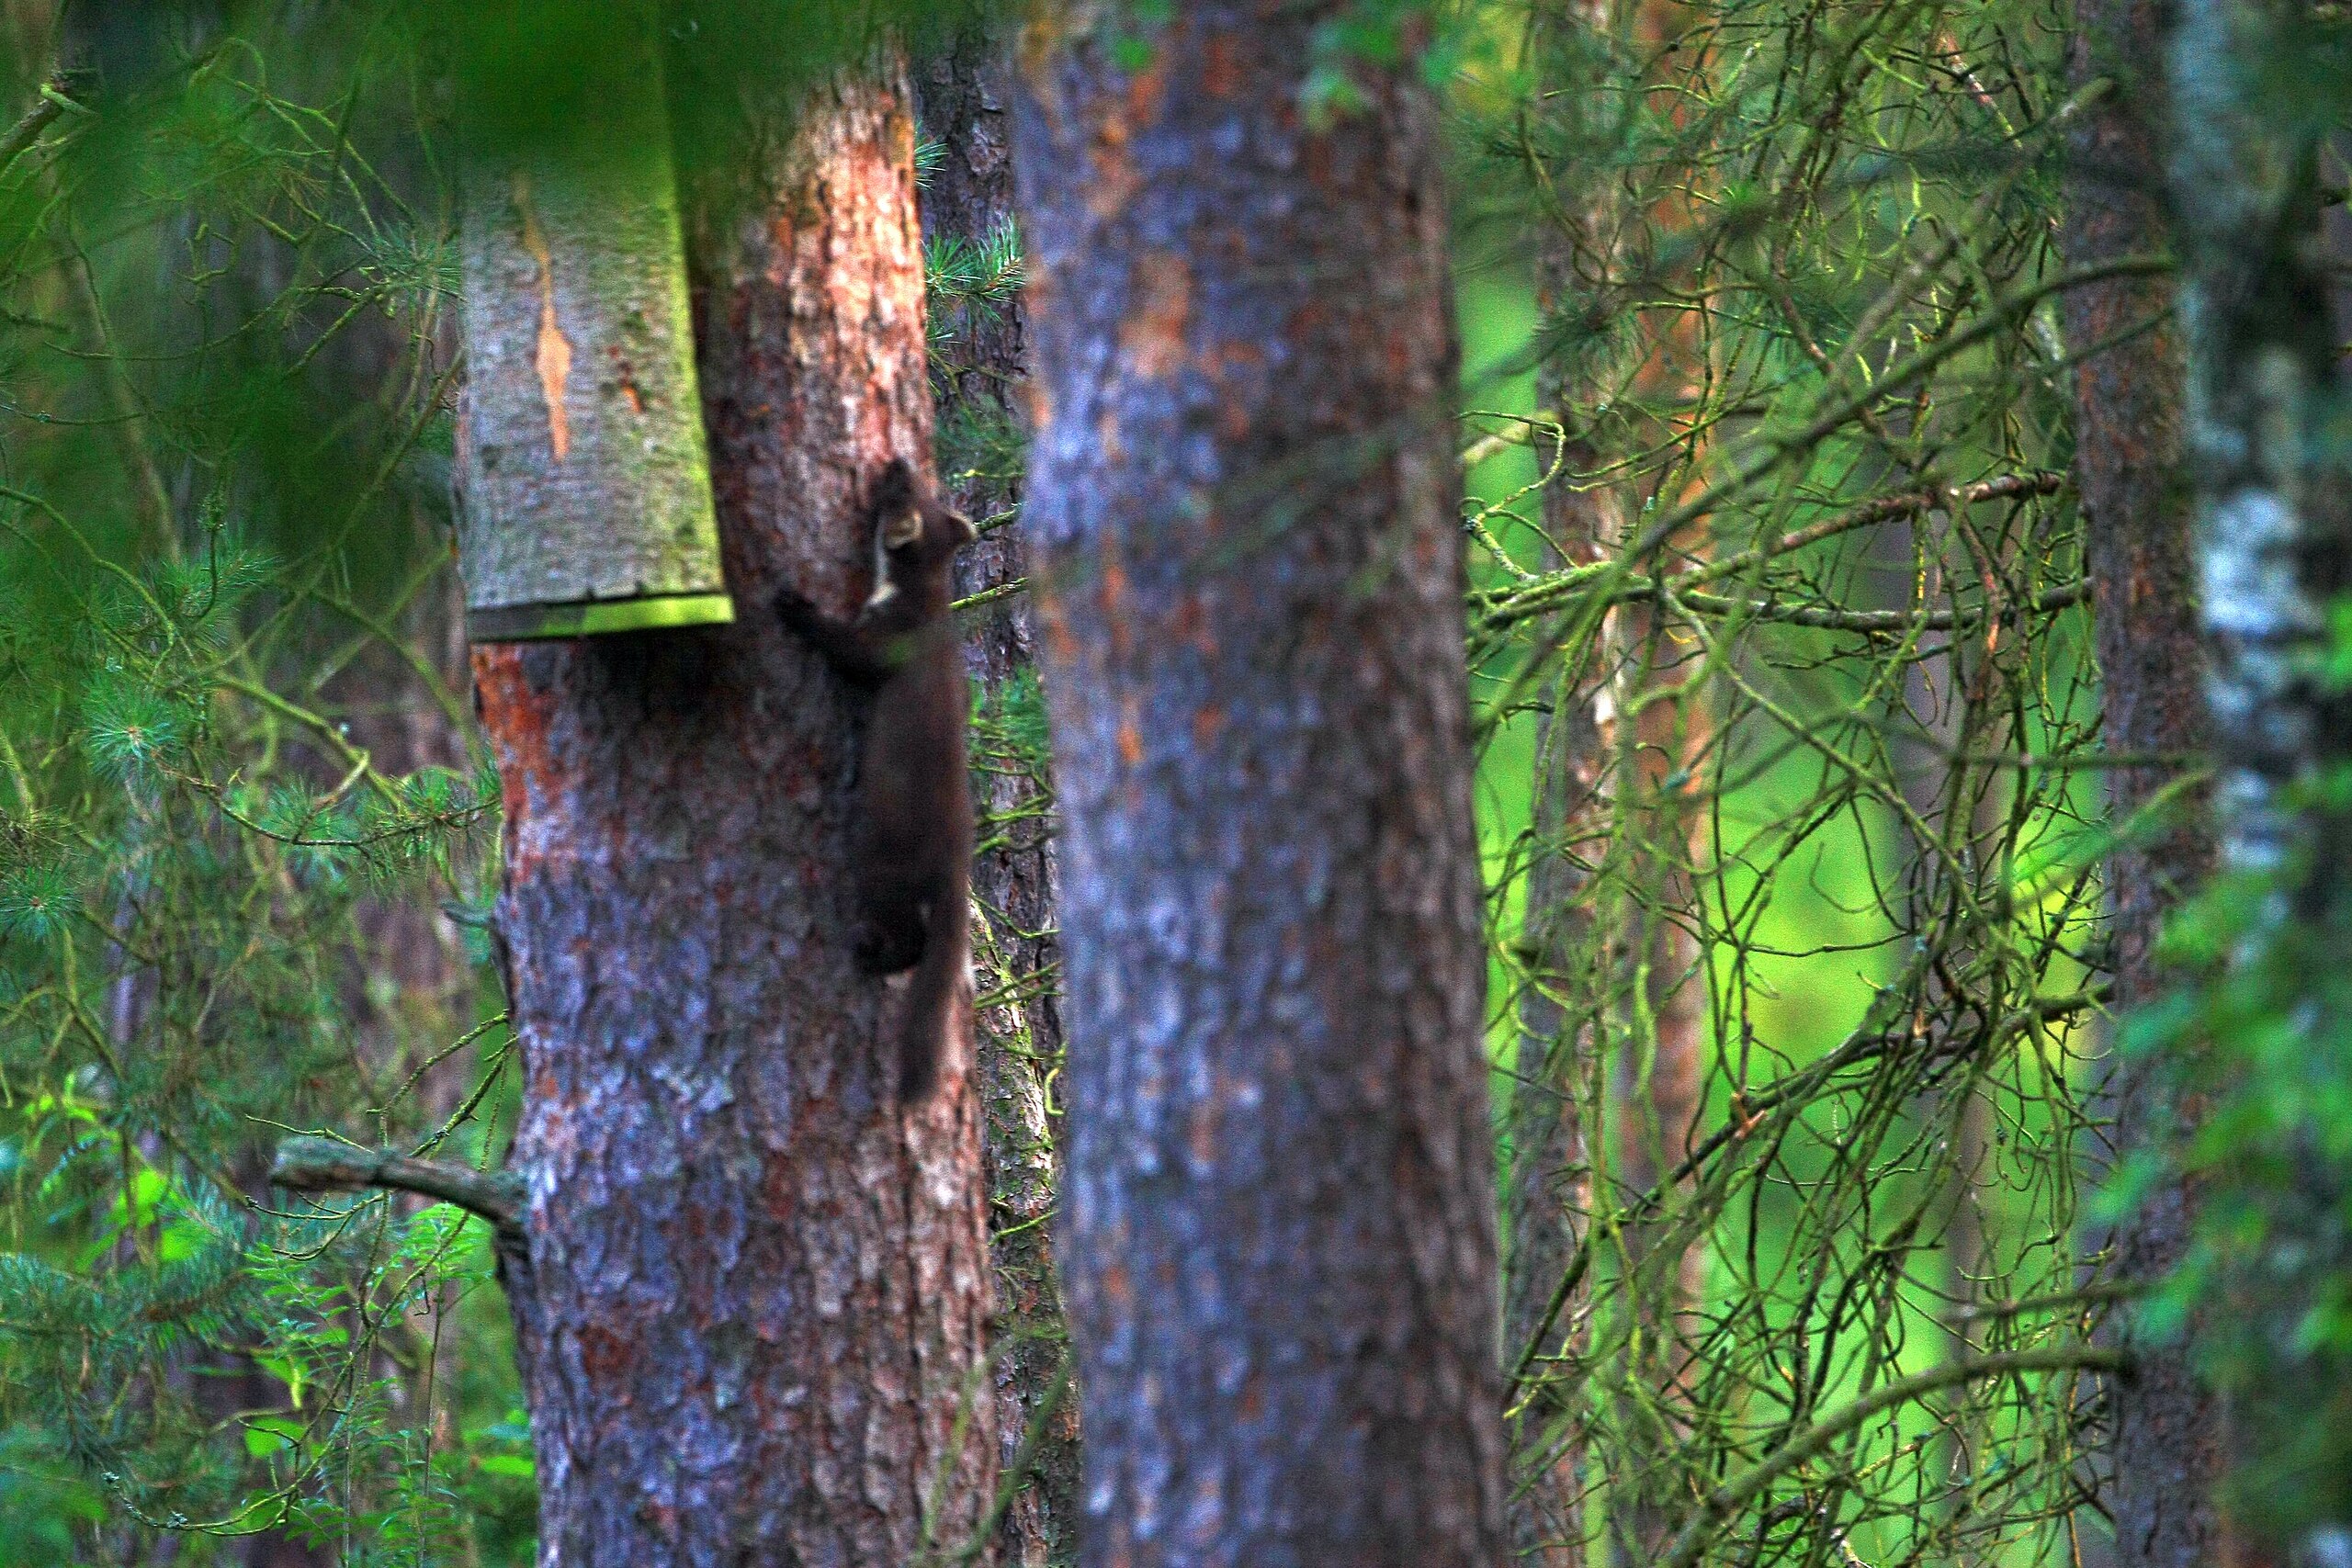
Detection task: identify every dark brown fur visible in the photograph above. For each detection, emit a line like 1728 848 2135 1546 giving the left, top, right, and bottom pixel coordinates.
776 459 978 1101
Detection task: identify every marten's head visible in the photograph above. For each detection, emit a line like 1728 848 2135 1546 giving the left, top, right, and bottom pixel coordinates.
872 458 977 576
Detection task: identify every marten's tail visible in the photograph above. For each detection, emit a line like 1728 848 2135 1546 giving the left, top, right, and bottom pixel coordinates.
899 892 969 1103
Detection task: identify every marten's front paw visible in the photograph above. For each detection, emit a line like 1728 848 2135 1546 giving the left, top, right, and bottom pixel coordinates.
775 586 820 633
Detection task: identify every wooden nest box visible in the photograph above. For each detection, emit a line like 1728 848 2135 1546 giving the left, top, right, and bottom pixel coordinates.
454 1 729 642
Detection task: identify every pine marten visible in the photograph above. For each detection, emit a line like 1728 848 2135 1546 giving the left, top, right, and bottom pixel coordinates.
775 458 978 1102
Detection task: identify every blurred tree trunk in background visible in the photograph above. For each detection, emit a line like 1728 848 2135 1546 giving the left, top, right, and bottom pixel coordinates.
1012 6 1507 1562
2062 5 2223 1565
917 20 1080 1565
1505 6 1622 1562
2159 0 2352 1555
1606 9 1712 1552
467 55 995 1565
1505 420 1612 1561
1610 594 1711 1568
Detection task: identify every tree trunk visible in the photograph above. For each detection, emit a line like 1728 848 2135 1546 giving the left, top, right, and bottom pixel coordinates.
917 23 1080 1566
1012 8 1508 1562
1505 9 1624 1562
468 60 995 1566
1603 9 1713 1546
1607 662 1711 1568
2159 2 2349 1550
2062 6 2222 1565
1506 489 1611 1568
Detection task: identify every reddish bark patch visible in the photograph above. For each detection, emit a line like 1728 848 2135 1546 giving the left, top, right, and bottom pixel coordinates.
1202 33 1242 99
470 647 564 861
1039 595 1079 666
1118 703 1146 769
1120 251 1193 380
577 1322 636 1382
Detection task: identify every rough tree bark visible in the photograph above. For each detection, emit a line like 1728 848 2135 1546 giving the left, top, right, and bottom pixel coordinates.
466 58 995 1566
917 22 1080 1565
1012 7 1508 1562
2061 6 2223 1565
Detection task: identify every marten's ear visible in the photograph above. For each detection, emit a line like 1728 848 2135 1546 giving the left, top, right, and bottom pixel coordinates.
944 507 978 547
875 459 924 548
872 457 917 511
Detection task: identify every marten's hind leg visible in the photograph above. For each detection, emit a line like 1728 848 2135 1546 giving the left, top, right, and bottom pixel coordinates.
851 862 929 975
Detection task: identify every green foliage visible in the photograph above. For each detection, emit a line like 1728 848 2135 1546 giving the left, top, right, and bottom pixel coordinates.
925 221 1023 333
935 399 1026 497
2125 599 2352 1539
1461 2 2112 1563
0 7 526 1561
11 1 2340 1563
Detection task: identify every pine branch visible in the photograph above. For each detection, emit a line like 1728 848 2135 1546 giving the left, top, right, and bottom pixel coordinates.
0 74 85 179
271 1136 526 1246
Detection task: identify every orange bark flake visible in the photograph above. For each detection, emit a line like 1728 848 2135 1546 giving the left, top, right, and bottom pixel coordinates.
1023 368 1056 434
513 174 573 463
1211 336 1266 374
1039 594 1080 665
1119 251 1193 380
1202 34 1242 98
1087 110 1141 220
1188 1094 1221 1167
1173 590 1219 656
612 350 646 416
1101 1259 1134 1307
470 646 569 869
1125 55 1170 127
1101 543 1138 667
885 102 916 170
1078 62 1166 223
576 1322 636 1382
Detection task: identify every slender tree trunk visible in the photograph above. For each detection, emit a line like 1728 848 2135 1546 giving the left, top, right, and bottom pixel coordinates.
1875 504 2007 1549
917 24 1080 1566
1608 8 1713 1543
1012 9 1507 1562
468 60 995 1566
1506 10 1624 1560
2062 6 2223 1566
1606 628 1710 1568
1507 493 1612 1568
